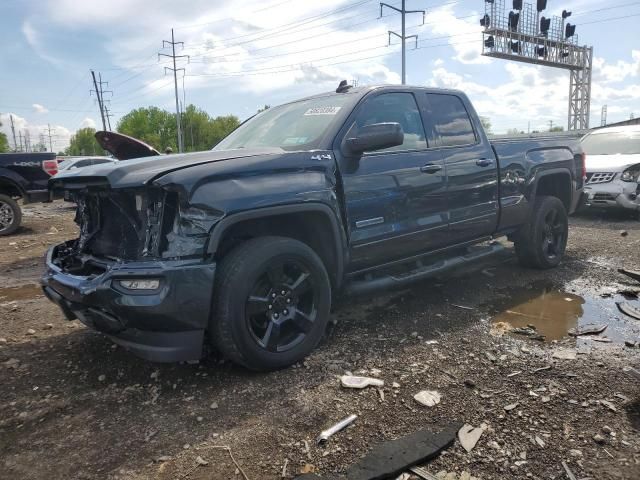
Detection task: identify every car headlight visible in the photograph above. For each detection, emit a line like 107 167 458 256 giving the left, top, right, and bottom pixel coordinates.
621 166 640 182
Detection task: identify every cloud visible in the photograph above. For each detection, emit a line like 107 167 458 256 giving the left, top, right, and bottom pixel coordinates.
32 103 49 114
427 50 640 132
80 118 97 129
21 20 65 67
0 113 72 151
425 5 489 65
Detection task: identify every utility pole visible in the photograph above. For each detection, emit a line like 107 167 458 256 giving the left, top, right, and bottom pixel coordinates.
18 131 23 152
104 105 113 131
91 70 107 131
600 105 607 127
548 120 554 131
9 115 17 151
46 123 55 152
159 29 189 153
24 130 31 152
380 1 425 85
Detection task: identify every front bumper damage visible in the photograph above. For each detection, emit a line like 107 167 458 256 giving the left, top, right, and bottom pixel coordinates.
584 177 640 211
42 241 216 362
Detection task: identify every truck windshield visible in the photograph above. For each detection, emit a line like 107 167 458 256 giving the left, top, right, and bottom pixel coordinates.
214 95 352 151
581 131 640 155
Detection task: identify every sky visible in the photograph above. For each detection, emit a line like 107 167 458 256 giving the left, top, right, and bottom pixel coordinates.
1 0 639 152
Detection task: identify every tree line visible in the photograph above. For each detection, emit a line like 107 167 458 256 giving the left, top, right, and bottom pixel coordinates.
65 105 241 156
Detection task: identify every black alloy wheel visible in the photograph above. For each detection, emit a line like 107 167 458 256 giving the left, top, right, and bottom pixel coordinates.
212 236 331 370
245 258 319 353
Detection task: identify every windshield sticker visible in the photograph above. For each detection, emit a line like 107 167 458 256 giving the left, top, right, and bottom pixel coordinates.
304 106 342 116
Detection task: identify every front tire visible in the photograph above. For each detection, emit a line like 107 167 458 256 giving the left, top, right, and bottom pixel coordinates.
0 194 22 236
211 236 331 370
514 196 568 269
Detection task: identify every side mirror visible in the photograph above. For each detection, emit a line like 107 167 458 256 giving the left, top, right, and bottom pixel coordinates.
345 122 404 155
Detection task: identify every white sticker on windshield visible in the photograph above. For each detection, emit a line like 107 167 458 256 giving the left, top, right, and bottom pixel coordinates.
304 106 342 116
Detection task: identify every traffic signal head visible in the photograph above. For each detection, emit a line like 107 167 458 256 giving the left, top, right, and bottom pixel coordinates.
484 36 495 48
537 0 547 12
562 10 572 19
540 17 551 35
513 0 523 10
510 41 522 53
565 23 576 38
509 11 520 31
480 14 490 27
536 46 547 56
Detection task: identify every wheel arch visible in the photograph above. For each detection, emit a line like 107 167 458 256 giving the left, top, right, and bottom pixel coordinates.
531 168 573 212
0 176 26 198
207 204 346 289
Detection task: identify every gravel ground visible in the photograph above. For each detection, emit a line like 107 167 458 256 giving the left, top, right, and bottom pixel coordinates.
0 202 639 480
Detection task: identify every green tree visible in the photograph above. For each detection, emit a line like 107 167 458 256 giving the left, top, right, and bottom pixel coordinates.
65 127 102 156
257 105 271 113
117 107 177 152
0 119 10 152
550 126 564 132
480 116 492 135
506 128 520 135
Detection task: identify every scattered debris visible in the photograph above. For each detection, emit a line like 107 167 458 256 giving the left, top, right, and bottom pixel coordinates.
507 371 522 378
568 324 607 336
617 302 640 320
409 466 439 479
504 402 519 411
298 424 460 480
600 400 617 412
317 414 357 444
561 461 577 480
552 349 577 360
593 433 606 444
534 436 545 448
340 375 384 389
625 366 640 380
282 458 289 478
533 365 552 373
618 268 640 283
458 424 484 453
195 456 208 466
414 390 442 407
620 230 629 237
450 304 474 310
200 446 250 480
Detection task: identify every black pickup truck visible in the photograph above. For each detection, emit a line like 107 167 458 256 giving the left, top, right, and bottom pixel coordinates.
43 84 585 370
0 152 59 235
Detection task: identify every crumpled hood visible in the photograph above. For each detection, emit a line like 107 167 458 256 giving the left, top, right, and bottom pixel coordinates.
49 147 285 190
585 153 640 172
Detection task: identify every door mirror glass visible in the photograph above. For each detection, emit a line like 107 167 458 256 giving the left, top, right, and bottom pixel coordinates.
345 122 404 155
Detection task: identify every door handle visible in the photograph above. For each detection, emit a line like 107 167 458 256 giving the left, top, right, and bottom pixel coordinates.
420 164 442 174
476 158 494 167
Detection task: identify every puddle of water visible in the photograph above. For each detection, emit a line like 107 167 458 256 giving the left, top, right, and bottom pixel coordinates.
488 283 640 345
0 284 43 303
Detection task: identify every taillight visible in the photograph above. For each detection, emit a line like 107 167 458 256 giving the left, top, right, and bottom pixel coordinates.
42 160 58 176
581 152 586 181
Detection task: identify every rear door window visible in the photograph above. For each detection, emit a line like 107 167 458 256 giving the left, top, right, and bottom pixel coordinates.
354 93 427 152
426 94 477 147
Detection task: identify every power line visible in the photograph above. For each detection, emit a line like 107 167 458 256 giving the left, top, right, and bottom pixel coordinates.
159 29 189 153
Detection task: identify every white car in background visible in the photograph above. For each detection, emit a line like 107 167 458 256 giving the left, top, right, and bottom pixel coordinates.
55 156 117 175
581 125 640 213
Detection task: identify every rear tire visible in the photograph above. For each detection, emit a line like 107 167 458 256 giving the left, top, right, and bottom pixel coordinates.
0 194 22 236
211 236 331 371
514 196 568 269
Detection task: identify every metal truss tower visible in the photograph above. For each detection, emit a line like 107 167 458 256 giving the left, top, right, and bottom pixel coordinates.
480 0 593 130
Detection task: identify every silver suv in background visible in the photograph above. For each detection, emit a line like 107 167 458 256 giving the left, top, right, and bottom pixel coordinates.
581 125 640 213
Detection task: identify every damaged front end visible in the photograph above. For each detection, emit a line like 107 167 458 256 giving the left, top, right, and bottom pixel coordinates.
42 184 221 362
58 187 222 268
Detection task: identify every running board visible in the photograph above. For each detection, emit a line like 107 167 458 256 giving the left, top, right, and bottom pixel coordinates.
344 243 506 296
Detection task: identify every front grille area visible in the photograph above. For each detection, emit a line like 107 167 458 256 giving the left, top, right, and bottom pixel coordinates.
74 189 172 261
586 172 615 184
592 193 617 202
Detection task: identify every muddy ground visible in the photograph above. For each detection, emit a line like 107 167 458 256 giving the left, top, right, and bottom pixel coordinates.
0 202 639 480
